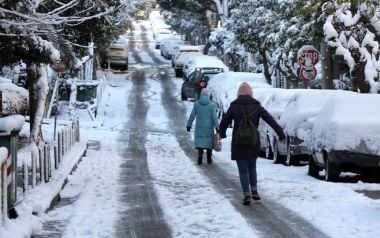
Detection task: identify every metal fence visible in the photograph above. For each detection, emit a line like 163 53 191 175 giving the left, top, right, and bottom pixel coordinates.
0 120 80 222
26 120 80 189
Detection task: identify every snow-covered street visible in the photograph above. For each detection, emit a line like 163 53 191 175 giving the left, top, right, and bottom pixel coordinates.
27 21 380 238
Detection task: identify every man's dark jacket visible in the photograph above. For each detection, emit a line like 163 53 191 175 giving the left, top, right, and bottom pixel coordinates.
219 95 286 160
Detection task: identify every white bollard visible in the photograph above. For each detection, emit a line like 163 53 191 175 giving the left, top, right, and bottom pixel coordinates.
1 157 8 225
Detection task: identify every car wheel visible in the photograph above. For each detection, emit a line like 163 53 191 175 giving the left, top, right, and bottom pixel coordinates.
265 136 273 160
181 89 187 101
273 138 286 164
175 69 181 77
124 61 128 71
308 155 319 178
325 154 339 182
286 143 298 166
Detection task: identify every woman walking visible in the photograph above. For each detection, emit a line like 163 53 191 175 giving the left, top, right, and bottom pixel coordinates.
187 88 219 165
219 82 285 205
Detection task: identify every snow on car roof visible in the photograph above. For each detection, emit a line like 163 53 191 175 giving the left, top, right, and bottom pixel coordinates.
279 89 355 136
207 72 271 112
186 55 229 73
178 45 202 51
265 89 307 119
311 93 380 155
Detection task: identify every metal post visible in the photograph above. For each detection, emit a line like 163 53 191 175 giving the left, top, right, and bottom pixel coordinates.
58 132 62 163
43 144 49 183
62 130 65 156
31 151 36 188
23 161 28 193
47 144 52 178
39 147 44 183
54 143 58 170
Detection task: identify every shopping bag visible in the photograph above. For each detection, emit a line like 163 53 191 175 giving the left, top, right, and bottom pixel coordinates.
214 132 222 152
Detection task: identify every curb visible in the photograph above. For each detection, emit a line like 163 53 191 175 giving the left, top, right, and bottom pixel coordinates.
44 147 86 214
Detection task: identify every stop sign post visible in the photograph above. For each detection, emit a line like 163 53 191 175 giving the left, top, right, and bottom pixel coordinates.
297 45 319 82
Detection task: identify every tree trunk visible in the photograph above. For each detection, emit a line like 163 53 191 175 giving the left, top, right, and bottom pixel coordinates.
260 50 271 85
27 64 49 143
351 60 370 93
321 41 334 89
27 64 38 135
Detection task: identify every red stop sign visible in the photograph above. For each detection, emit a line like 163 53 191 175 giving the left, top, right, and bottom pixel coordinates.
298 45 319 66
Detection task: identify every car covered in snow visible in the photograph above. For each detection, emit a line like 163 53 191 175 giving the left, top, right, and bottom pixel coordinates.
263 89 307 161
160 39 186 60
104 38 129 70
181 67 225 101
308 93 380 181
154 29 173 49
250 88 281 157
207 72 271 115
275 89 355 166
182 55 229 81
171 45 203 68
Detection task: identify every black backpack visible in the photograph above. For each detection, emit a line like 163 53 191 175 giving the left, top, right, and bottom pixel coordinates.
235 105 260 146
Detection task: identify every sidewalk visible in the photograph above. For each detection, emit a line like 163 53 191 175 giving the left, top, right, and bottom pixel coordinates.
0 140 87 238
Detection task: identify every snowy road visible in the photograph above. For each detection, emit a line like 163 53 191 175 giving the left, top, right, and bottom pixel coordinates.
32 21 380 238
112 22 328 238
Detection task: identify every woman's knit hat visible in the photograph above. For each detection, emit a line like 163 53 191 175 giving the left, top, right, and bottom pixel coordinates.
237 82 253 97
201 88 211 96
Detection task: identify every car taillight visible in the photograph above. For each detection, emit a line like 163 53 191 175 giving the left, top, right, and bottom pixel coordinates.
199 82 206 88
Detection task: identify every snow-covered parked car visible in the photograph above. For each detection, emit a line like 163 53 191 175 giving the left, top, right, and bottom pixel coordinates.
207 72 271 115
275 89 355 166
308 93 380 181
251 88 281 157
264 89 307 161
154 29 174 49
104 38 129 70
181 67 225 101
160 39 186 60
172 45 203 69
182 55 229 81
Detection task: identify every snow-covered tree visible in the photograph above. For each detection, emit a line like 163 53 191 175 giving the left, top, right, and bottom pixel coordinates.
0 0 138 144
323 1 380 93
223 0 321 85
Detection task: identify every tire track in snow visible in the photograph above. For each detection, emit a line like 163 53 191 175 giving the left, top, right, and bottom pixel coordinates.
114 61 172 238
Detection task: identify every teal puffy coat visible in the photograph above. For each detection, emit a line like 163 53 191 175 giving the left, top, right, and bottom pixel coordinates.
187 96 220 149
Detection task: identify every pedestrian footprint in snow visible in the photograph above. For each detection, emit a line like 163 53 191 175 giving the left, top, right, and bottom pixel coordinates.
187 88 220 165
219 82 285 206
